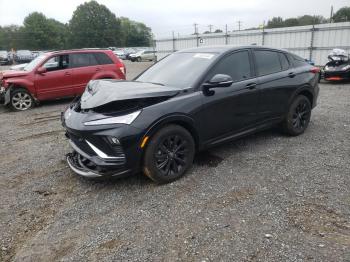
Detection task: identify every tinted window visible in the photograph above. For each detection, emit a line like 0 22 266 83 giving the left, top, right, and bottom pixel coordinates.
279 53 290 70
255 50 282 76
43 55 69 72
70 53 98 68
209 51 251 82
94 52 113 65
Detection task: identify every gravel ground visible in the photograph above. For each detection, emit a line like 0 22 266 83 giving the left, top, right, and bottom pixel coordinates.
0 62 349 261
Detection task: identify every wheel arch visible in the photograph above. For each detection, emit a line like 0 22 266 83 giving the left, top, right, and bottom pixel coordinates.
142 114 200 151
288 86 314 109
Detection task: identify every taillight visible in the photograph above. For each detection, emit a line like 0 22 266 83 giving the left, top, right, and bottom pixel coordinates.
310 67 320 74
120 66 125 75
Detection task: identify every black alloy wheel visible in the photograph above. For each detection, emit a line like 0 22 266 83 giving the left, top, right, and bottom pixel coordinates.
143 125 195 183
283 95 311 136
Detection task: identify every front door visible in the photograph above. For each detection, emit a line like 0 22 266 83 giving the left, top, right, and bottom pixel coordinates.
199 50 260 143
35 54 73 100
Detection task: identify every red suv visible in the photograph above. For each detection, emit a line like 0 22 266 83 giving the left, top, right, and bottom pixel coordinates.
0 49 126 111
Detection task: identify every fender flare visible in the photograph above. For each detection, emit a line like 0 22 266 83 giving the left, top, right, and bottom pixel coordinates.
142 113 200 150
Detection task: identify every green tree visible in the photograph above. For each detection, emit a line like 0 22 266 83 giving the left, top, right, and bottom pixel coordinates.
333 7 350 22
284 18 299 27
21 12 67 50
214 29 223 33
68 1 121 48
119 17 152 47
266 17 284 28
0 25 23 50
297 15 327 26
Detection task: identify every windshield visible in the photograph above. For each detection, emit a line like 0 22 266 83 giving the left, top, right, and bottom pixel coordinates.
136 52 218 88
23 55 47 71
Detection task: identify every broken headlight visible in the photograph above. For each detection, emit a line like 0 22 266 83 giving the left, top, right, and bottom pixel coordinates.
83 110 141 126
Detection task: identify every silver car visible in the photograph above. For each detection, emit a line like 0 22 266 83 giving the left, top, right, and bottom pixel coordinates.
129 50 156 62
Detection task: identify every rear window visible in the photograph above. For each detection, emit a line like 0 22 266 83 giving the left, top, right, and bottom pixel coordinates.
70 53 99 68
254 50 282 76
94 52 114 65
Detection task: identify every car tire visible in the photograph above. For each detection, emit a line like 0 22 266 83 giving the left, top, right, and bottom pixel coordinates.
143 125 195 184
282 95 311 136
9 88 34 111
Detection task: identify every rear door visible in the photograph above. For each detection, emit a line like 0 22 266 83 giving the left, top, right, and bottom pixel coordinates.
254 49 297 121
69 53 100 94
35 54 73 100
199 50 260 143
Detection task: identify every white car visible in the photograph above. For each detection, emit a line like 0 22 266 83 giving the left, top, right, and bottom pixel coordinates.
129 50 156 62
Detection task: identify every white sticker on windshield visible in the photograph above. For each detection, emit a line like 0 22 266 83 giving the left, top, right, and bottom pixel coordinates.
193 53 214 59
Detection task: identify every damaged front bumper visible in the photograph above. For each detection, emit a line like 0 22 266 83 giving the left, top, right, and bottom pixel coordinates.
0 86 11 105
66 151 131 178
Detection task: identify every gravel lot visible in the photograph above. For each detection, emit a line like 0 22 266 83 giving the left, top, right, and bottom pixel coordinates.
0 61 349 261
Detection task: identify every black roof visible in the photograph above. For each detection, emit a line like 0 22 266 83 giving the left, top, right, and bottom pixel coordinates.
178 45 287 54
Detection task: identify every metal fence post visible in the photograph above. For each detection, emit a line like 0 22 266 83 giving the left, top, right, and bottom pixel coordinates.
309 25 316 61
262 27 265 46
225 24 228 45
172 31 176 53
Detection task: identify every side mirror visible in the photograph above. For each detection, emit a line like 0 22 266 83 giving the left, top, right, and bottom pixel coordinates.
37 67 47 74
203 74 233 89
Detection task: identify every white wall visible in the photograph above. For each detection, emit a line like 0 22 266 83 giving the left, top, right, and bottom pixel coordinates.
155 22 350 65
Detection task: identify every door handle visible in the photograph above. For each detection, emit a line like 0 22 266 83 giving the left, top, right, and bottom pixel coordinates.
246 83 257 89
95 68 101 72
288 72 296 78
64 72 71 76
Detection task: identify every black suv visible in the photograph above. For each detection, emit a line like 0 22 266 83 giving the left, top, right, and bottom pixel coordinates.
62 46 320 183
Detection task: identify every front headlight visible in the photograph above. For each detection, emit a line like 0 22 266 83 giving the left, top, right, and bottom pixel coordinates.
83 110 141 126
342 64 350 71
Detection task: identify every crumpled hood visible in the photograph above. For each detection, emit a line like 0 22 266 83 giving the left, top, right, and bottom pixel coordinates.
0 70 28 79
81 80 182 109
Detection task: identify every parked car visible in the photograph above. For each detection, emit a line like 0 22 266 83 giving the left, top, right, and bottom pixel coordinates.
14 50 33 63
129 50 157 62
0 49 125 111
0 51 10 65
113 49 126 60
124 48 137 60
323 48 350 81
62 46 320 183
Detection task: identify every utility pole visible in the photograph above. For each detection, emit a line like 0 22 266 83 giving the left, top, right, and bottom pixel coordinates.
208 24 213 33
193 23 198 35
225 24 228 45
330 5 334 23
237 21 242 31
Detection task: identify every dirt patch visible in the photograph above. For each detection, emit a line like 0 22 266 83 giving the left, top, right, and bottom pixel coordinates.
17 130 64 142
288 202 350 245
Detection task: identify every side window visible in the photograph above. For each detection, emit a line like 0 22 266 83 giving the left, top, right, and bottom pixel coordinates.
43 56 59 71
43 55 69 72
279 53 290 70
70 53 99 68
94 52 113 65
209 51 251 82
291 54 309 67
254 50 282 76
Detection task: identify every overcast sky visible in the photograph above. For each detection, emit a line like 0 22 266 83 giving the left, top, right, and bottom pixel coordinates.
0 0 348 38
